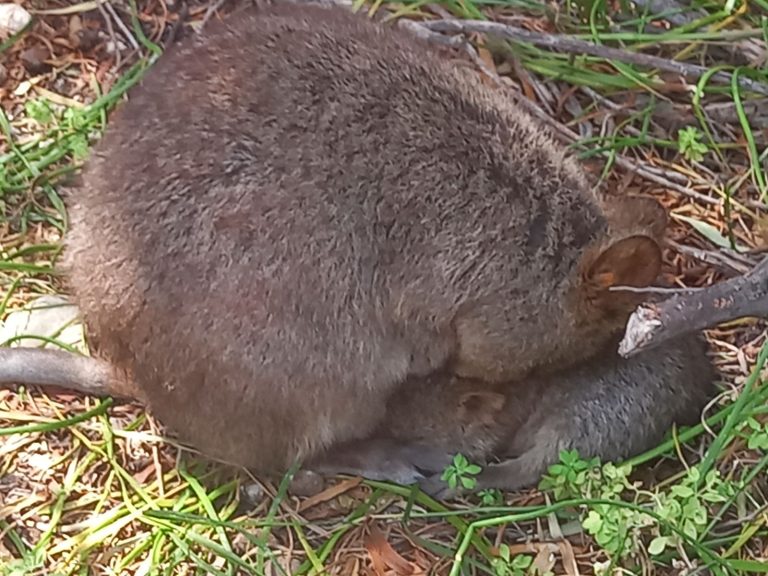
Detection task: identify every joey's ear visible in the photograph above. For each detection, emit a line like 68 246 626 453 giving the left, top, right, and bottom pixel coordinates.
585 234 662 290
458 391 506 424
602 196 668 240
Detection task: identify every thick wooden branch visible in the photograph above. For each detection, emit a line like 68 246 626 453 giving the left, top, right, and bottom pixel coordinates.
619 257 768 357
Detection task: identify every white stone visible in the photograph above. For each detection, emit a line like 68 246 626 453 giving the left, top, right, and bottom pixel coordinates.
0 4 32 38
0 294 85 349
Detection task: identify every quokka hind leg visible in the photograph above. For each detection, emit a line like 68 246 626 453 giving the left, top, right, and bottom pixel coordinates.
307 437 455 486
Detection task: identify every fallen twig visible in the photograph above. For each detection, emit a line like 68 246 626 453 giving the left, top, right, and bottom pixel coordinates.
401 20 729 206
670 240 756 275
419 19 768 97
102 0 139 52
630 0 707 27
612 156 720 205
398 19 465 48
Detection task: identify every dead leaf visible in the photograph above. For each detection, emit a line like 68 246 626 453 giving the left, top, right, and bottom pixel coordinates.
499 543 539 555
68 14 82 47
477 45 497 75
133 463 156 484
298 476 361 512
365 525 414 576
756 213 768 249
531 542 558 575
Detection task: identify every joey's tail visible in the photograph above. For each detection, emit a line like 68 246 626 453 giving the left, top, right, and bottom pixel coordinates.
0 347 141 400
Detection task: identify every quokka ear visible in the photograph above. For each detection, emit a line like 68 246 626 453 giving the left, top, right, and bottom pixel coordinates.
584 234 662 291
602 196 668 240
458 391 506 423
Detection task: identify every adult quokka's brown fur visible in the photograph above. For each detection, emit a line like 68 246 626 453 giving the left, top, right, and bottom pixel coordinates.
2 3 663 475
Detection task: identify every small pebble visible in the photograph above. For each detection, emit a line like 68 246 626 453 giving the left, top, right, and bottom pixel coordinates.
0 295 84 349
75 28 101 51
240 482 264 505
20 45 50 75
288 469 325 497
0 3 31 38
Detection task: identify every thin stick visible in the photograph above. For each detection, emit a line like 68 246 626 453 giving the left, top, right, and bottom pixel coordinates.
102 0 140 52
402 20 725 205
630 0 707 27
419 19 768 97
608 285 703 294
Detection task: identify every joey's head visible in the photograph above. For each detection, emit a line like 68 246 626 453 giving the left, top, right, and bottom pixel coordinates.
456 387 507 427
453 381 509 457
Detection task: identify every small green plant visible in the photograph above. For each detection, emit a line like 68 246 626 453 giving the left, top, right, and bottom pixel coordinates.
582 502 652 558
677 126 709 163
740 416 768 451
441 453 482 490
19 98 95 164
541 453 740 562
579 462 651 558
25 98 54 126
491 545 533 576
538 449 602 499
647 467 735 556
541 452 646 557
478 488 503 506
0 548 46 576
62 108 92 160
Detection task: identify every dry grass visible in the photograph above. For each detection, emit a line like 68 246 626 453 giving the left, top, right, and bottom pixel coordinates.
1 0 767 574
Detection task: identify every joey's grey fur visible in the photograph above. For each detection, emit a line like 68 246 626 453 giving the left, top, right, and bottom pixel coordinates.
309 334 717 493
2 3 665 475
